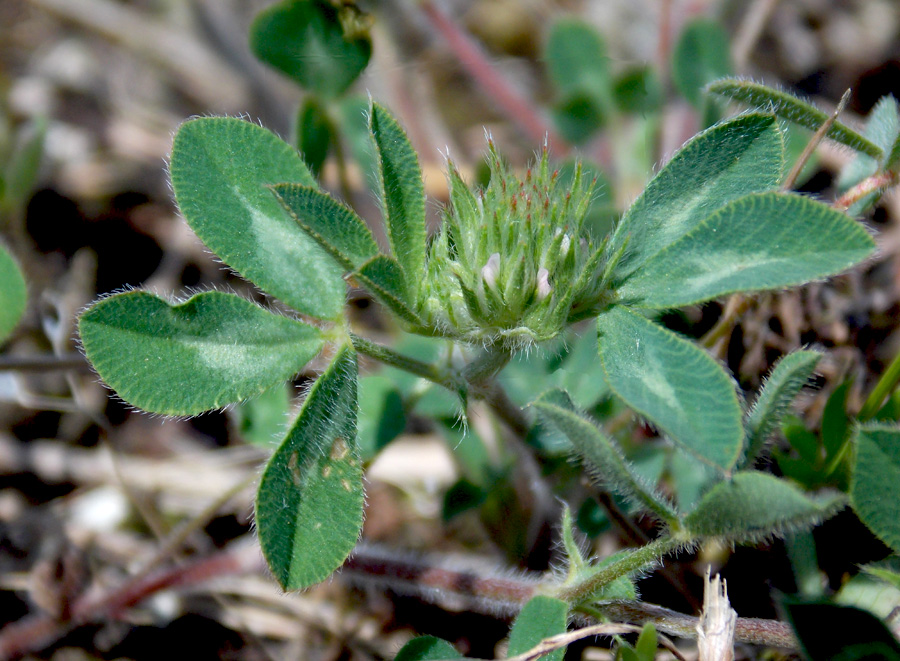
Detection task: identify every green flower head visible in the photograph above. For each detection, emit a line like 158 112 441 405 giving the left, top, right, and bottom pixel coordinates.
416 141 613 350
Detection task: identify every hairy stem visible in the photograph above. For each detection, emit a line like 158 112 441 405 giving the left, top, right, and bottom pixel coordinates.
859 346 900 421
463 346 512 386
834 171 898 211
349 332 458 390
554 536 685 604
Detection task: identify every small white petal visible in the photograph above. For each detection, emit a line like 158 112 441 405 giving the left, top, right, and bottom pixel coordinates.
482 253 500 290
536 267 551 300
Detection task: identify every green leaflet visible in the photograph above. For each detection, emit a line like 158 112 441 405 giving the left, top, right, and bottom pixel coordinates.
236 383 291 448
256 344 364 590
295 97 333 177
545 18 613 143
531 390 678 523
785 601 900 661
249 0 371 99
354 254 423 325
607 113 783 280
861 559 900 592
851 424 900 553
369 102 426 297
708 78 883 159
742 350 823 467
271 183 379 271
79 291 324 416
394 637 462 661
559 507 637 603
839 96 899 191
619 192 876 308
0 244 26 343
671 19 732 108
507 596 568 661
1 116 45 216
356 375 406 460
170 117 345 320
683 472 845 541
597 306 744 472
620 625 659 661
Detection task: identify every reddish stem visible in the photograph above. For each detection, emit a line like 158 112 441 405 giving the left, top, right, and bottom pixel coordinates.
0 546 259 660
834 171 898 211
419 1 569 154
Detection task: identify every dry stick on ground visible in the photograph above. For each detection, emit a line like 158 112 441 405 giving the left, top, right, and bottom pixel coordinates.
701 89 852 354
0 543 262 661
26 0 248 110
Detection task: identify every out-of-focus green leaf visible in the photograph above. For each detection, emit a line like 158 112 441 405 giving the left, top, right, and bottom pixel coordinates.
0 244 26 343
236 383 291 447
785 601 900 661
1 116 45 215
672 19 731 108
394 636 462 661
250 0 371 98
613 66 662 115
545 18 613 143
296 97 333 177
838 95 899 191
357 374 406 460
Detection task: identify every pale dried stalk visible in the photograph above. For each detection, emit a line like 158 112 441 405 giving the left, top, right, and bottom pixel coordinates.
697 568 737 661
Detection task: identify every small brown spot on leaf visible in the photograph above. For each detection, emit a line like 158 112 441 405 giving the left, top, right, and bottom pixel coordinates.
322 465 332 479
341 479 352 492
287 452 303 487
330 437 349 461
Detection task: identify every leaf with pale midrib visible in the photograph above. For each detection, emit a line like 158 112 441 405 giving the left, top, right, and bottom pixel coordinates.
170 117 345 320
597 306 744 472
79 291 324 416
619 192 875 308
607 113 783 281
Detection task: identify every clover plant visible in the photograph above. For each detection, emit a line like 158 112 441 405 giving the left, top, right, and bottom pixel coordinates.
78 71 900 656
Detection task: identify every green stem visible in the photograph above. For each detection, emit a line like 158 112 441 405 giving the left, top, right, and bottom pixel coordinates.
463 346 512 385
858 348 900 421
554 536 684 605
349 333 459 391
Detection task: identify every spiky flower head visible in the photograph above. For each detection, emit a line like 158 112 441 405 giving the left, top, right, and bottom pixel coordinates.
416 141 614 350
